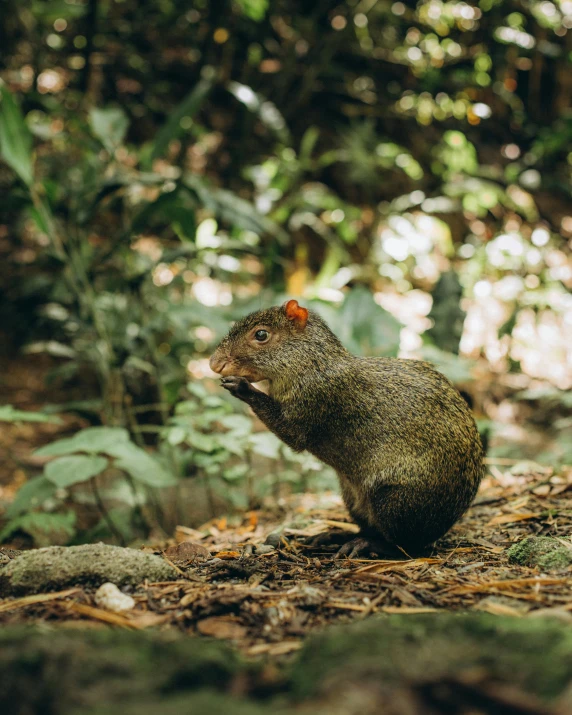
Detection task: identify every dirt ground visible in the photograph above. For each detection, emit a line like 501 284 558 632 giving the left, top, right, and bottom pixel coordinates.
1 461 572 650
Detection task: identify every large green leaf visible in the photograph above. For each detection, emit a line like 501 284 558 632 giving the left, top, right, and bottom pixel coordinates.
35 427 130 457
185 175 288 243
106 443 178 487
0 405 61 424
45 455 109 488
148 73 214 165
89 108 129 153
0 85 33 186
328 287 401 357
5 476 57 519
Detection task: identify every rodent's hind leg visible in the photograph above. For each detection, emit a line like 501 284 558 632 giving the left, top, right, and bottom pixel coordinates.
304 530 350 548
334 534 402 560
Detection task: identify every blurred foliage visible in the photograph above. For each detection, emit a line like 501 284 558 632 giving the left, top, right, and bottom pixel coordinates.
1 0 572 544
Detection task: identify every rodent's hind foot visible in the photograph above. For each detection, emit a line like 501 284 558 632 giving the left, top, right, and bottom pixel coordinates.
334 535 401 560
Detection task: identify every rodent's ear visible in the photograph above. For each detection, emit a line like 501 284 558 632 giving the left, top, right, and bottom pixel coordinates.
284 299 309 330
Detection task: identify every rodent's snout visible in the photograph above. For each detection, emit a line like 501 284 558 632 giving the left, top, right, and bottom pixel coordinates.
209 352 230 375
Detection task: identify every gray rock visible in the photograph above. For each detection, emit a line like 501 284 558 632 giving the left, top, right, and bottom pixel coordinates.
0 543 178 596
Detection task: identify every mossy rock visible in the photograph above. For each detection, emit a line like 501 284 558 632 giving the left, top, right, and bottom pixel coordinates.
290 613 572 703
3 614 572 714
0 543 178 596
0 628 249 715
507 536 572 572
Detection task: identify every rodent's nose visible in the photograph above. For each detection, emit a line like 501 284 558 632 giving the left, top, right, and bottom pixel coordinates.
209 353 228 375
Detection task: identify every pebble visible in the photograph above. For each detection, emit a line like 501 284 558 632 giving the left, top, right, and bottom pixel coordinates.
94 582 136 612
264 532 284 548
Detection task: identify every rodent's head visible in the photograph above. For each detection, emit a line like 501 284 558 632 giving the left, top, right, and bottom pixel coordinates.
209 299 344 382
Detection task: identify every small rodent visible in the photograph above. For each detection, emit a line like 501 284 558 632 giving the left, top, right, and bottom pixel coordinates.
210 299 484 557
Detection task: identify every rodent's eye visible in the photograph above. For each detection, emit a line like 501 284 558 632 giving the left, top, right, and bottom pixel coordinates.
254 329 269 342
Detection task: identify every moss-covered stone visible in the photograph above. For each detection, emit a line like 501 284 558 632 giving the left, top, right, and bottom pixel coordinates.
0 627 247 715
507 536 572 572
0 543 178 595
2 614 572 714
289 613 572 702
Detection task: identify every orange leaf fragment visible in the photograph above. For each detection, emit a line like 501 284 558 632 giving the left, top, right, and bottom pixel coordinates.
487 512 540 526
214 550 241 559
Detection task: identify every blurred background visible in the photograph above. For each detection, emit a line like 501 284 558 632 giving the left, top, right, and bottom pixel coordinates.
1 0 571 547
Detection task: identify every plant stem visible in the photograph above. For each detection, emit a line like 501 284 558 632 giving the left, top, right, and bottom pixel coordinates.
90 477 126 546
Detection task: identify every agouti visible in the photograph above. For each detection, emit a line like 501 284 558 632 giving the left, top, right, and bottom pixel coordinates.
209 299 484 557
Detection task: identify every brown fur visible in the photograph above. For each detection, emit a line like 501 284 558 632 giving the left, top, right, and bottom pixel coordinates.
210 302 484 552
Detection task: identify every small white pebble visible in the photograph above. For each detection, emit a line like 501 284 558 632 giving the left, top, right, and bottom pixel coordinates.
94 582 135 612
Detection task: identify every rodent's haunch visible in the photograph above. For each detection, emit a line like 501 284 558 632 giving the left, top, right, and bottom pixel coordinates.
210 299 484 556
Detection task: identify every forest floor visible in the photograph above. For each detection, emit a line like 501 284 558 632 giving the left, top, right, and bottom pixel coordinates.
1 461 572 651
3 357 572 712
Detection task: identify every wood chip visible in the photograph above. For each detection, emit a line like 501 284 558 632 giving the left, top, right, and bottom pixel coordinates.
0 588 81 613
197 616 248 639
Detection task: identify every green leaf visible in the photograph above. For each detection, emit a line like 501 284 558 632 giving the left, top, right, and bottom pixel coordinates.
89 107 129 153
333 287 401 357
185 174 288 243
0 405 61 423
167 426 187 446
45 455 109 488
0 84 34 186
148 74 214 165
107 443 178 487
34 427 130 457
186 430 219 453
0 511 76 547
235 0 268 21
5 476 57 519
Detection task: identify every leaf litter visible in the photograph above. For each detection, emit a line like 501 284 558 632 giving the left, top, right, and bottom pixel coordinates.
2 462 572 656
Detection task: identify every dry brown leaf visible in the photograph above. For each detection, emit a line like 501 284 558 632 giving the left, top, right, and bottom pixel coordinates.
325 601 368 612
473 601 524 617
214 550 242 559
487 512 540 526
175 525 207 542
197 616 247 639
0 588 81 613
165 541 210 561
323 519 360 533
66 603 142 629
446 577 567 595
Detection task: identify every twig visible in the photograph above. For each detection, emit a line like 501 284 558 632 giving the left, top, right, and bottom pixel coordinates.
90 477 126 546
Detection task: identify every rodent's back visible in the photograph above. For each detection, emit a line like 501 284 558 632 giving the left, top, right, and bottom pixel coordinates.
295 355 481 475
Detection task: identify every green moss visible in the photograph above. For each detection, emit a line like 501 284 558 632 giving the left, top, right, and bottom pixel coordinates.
3 614 572 713
507 536 572 572
0 628 245 715
0 543 178 595
290 613 572 701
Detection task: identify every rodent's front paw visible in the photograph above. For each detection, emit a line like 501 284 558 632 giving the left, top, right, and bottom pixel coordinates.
220 375 253 398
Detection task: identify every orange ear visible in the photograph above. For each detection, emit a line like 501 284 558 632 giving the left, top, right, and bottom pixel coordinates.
284 299 309 329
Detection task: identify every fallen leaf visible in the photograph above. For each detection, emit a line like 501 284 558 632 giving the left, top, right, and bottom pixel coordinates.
165 541 210 561
0 588 81 613
214 550 241 559
197 616 247 640
487 512 540 526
